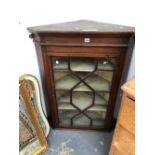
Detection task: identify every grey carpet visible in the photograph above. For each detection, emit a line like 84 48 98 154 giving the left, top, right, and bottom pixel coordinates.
42 129 113 155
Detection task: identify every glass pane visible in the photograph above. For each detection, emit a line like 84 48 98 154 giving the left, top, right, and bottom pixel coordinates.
54 71 80 90
84 71 113 91
98 58 115 70
73 114 91 126
53 57 68 70
93 120 105 127
95 92 110 105
72 91 93 110
56 91 70 103
70 57 96 72
59 110 78 126
56 91 109 108
52 56 115 128
86 109 107 120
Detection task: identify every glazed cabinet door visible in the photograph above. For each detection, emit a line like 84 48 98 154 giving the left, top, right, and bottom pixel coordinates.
52 56 116 128
45 47 125 130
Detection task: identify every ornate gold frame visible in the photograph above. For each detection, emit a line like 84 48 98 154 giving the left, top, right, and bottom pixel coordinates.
19 76 48 155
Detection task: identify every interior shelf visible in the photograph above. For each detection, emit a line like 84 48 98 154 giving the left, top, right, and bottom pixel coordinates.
59 118 105 127
53 57 115 71
56 91 108 108
81 74 111 91
55 74 79 90
55 72 112 91
59 110 106 127
59 109 106 118
58 103 107 112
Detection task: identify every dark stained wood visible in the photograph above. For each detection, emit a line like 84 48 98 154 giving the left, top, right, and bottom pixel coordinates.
34 43 51 117
46 46 127 54
28 20 135 131
28 20 134 34
104 51 127 128
34 44 55 125
43 36 129 45
37 33 132 44
41 43 128 47
45 55 59 127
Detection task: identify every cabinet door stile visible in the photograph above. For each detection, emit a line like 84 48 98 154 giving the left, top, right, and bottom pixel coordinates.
42 49 59 127
104 56 121 128
105 51 127 128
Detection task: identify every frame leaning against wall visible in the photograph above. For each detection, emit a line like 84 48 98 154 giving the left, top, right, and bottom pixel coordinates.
19 74 50 155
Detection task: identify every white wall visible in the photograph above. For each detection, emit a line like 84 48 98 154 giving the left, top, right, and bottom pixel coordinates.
18 0 135 114
127 48 135 80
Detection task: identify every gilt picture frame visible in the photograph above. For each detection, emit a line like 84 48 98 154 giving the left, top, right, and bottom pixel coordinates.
19 74 50 155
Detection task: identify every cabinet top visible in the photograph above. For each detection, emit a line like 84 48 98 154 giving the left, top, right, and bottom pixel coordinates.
27 20 135 35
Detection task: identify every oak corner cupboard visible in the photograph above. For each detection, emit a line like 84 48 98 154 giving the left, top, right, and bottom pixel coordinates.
28 20 135 131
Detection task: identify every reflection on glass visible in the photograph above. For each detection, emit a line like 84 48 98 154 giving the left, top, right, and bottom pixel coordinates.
53 57 68 70
98 58 115 70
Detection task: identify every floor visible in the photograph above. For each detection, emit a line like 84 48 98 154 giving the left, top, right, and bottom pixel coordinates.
42 129 113 155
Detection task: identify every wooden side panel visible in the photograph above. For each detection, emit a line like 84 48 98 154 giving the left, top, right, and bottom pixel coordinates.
109 95 135 155
110 145 128 155
34 43 50 115
34 43 58 127
119 97 135 134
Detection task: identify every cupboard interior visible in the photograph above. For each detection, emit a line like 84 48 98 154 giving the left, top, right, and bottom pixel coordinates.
52 57 115 128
